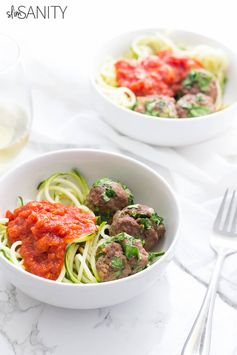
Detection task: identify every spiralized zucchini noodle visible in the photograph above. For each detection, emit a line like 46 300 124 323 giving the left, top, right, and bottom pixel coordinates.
97 32 228 112
96 59 136 109
0 170 113 284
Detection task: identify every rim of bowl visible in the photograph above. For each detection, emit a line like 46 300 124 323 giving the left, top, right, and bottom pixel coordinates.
0 33 21 74
0 148 181 288
90 27 237 123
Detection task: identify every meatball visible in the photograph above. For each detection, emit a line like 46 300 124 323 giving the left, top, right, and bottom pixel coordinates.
110 204 165 251
86 178 134 222
176 93 215 118
133 95 178 118
180 69 218 102
96 233 149 281
96 241 131 282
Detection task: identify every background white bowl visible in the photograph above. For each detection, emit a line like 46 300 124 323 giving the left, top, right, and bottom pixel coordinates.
91 28 237 147
0 149 180 309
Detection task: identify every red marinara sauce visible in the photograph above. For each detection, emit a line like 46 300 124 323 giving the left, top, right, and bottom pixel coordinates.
115 50 203 97
6 201 96 280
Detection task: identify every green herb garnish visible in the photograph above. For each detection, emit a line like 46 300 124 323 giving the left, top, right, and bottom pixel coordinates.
188 105 212 117
138 217 153 229
132 211 164 229
180 100 212 118
107 232 133 244
145 100 157 113
96 252 105 259
93 177 112 188
93 178 134 204
183 70 212 92
124 244 140 259
101 186 116 202
95 215 102 225
148 251 165 263
111 256 124 269
113 270 122 278
150 212 164 225
175 90 183 100
100 210 112 222
130 211 149 219
119 182 134 205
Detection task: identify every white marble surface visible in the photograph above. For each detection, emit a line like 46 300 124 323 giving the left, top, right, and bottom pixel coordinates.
0 262 236 355
1 0 237 353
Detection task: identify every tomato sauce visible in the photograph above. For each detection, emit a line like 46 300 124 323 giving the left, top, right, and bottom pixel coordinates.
115 50 203 97
6 201 96 280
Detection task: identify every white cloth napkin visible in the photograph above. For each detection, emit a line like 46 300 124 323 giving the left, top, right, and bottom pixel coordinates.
15 59 236 306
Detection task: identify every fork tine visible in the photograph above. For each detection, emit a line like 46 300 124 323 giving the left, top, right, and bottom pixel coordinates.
223 190 236 231
213 188 228 229
231 203 237 234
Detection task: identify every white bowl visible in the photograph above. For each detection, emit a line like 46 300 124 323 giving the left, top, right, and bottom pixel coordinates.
91 28 237 147
0 149 180 309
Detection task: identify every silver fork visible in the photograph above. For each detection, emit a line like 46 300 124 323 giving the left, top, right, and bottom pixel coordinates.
181 189 237 355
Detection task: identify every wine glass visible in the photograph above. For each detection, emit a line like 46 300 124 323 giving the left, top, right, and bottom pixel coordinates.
0 34 32 168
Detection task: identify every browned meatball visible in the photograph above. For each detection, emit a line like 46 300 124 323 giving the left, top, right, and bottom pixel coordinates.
126 238 149 274
133 95 178 118
86 178 134 222
176 93 215 118
96 242 131 282
180 69 218 102
96 233 149 281
110 204 165 251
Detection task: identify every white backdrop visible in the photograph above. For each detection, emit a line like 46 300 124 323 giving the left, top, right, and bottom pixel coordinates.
1 0 236 98
0 2 237 354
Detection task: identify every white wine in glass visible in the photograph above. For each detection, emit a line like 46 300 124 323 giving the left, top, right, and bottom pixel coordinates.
0 34 32 168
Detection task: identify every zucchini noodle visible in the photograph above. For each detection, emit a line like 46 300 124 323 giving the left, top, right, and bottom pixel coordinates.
0 170 111 284
0 222 24 267
189 44 228 89
131 33 176 58
63 222 107 283
97 61 136 109
36 170 92 213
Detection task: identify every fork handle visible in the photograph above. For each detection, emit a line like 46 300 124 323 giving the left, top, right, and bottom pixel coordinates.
181 252 226 355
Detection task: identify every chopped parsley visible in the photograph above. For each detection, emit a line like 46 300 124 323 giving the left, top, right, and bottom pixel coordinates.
196 93 204 102
96 251 105 259
148 251 165 263
180 98 212 118
124 244 140 259
112 270 122 278
93 177 112 188
130 211 148 218
111 256 124 270
119 182 134 205
145 100 164 117
150 212 164 225
94 206 100 214
182 70 212 92
188 105 212 117
102 233 139 254
107 232 133 244
93 177 134 204
101 186 116 202
100 210 112 222
175 90 183 100
145 100 157 113
131 210 164 229
138 217 153 229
